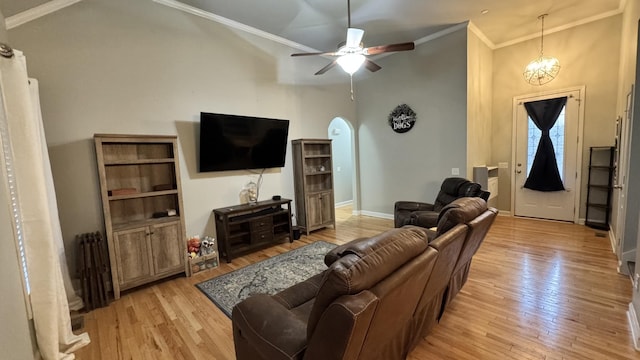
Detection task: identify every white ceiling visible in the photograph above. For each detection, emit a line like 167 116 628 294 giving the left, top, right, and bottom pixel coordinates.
173 0 622 51
0 0 624 83
2 0 623 51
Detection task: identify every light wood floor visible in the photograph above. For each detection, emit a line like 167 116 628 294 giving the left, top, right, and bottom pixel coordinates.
74 207 638 359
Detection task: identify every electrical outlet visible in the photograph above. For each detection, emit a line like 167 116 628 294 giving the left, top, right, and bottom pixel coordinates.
499 162 508 169
451 168 460 176
337 166 341 172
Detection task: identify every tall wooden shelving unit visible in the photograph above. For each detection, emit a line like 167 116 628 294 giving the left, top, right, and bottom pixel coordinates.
585 146 615 230
292 139 336 235
94 134 188 299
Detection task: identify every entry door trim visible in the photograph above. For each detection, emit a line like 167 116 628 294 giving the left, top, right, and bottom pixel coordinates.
510 86 586 223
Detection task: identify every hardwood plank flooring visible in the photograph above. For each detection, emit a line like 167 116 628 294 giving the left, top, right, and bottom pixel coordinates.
74 208 637 359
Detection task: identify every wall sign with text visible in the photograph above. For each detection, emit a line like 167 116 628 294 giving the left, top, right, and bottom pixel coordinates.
388 104 416 133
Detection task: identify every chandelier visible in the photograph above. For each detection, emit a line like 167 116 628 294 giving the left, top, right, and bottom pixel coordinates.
523 14 560 85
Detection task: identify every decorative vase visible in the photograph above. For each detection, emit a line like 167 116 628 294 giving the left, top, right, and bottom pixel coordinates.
245 181 258 204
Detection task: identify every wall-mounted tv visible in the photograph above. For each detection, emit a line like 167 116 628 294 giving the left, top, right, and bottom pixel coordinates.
199 112 290 172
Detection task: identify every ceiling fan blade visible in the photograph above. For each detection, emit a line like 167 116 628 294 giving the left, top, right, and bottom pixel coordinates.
291 51 338 57
364 59 382 72
346 28 365 48
363 42 415 55
315 60 338 75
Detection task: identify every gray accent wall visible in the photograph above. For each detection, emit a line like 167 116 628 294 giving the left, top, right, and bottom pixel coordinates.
8 0 357 276
356 28 468 216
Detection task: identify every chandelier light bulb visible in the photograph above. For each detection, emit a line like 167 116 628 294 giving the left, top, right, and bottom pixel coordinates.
524 56 560 85
523 14 560 85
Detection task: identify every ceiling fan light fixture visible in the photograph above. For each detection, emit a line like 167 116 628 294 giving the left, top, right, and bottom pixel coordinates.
337 53 365 74
524 14 560 85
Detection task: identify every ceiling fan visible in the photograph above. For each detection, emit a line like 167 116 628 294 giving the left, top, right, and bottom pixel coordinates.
290 0 415 76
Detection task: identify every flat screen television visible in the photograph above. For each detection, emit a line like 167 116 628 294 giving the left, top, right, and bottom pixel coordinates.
199 112 290 172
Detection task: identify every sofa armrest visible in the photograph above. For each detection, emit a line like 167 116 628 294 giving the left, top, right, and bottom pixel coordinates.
394 201 435 228
324 238 368 266
233 294 309 360
410 210 439 229
274 272 324 309
394 201 435 212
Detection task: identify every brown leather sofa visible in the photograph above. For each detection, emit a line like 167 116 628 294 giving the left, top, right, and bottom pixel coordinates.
232 198 496 360
433 197 498 309
394 177 488 229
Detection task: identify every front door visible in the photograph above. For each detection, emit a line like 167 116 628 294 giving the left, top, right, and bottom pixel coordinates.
513 88 583 222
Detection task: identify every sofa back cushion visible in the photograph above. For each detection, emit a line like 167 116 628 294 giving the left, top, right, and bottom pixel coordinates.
433 177 470 211
452 206 498 274
436 197 487 236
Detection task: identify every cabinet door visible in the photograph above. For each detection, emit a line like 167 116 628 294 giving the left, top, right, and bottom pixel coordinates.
150 221 185 275
319 191 335 224
113 227 152 286
306 194 324 228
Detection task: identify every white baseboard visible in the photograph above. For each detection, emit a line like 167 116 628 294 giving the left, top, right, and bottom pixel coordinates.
628 303 640 350
359 210 394 220
609 228 618 254
335 200 353 208
351 210 361 216
577 217 586 225
497 210 512 217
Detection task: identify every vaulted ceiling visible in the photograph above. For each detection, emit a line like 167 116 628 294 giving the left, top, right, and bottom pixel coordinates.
2 0 623 52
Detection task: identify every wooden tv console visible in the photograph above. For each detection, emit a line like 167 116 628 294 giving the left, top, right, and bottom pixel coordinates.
213 199 293 263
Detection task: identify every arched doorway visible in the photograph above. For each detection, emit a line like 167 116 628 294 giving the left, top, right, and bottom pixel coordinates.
328 117 355 212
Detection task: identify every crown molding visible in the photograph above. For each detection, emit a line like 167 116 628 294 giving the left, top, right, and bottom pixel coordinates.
494 8 623 49
153 0 320 54
5 0 83 29
619 0 628 12
468 21 496 50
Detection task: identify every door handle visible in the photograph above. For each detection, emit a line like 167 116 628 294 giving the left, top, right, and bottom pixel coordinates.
516 170 522 174
613 184 623 189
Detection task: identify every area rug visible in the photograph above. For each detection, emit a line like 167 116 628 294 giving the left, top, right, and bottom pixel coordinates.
196 241 336 318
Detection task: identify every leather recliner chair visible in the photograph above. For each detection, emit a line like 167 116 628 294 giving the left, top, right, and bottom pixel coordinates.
232 225 468 360
394 177 488 229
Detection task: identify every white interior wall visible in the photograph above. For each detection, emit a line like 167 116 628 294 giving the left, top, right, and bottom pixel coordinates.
492 15 622 215
7 0 356 275
466 27 494 181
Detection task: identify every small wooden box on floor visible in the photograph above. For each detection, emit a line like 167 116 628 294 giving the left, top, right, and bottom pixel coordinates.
291 139 336 235
188 252 219 274
94 134 189 299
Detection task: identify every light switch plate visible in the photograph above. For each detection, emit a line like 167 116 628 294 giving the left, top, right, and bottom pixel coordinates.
499 162 508 169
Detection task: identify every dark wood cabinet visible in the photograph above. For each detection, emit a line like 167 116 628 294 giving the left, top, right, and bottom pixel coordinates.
213 199 293 263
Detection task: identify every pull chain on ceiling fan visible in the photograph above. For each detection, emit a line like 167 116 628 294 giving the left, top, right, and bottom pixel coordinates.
291 0 415 99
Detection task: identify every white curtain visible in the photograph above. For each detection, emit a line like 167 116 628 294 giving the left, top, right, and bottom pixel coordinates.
0 50 90 359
